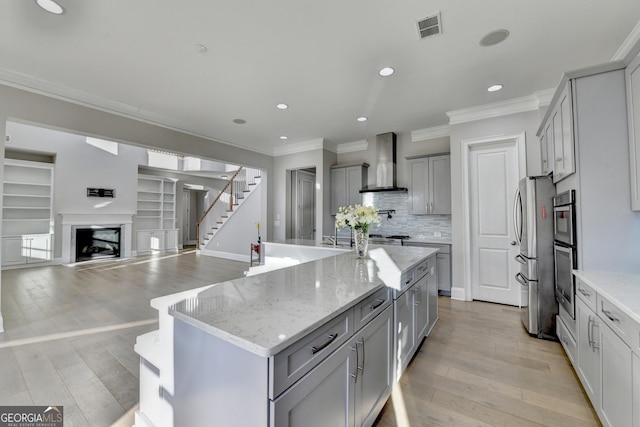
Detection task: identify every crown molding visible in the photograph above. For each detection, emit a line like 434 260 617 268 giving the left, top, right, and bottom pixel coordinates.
0 67 277 156
272 138 325 156
446 89 554 125
534 88 555 108
336 140 368 154
613 19 640 62
411 125 450 142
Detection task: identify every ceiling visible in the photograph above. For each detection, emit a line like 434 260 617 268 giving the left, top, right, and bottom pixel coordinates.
1 1 640 156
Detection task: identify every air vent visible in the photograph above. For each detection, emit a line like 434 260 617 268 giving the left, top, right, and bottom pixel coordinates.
417 13 441 39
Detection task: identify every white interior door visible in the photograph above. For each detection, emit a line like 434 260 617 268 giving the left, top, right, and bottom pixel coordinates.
294 170 316 240
469 140 521 306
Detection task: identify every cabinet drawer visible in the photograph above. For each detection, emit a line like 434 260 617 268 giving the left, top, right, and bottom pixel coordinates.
353 287 391 332
270 309 353 399
597 295 636 349
575 278 597 311
557 315 577 365
415 258 429 279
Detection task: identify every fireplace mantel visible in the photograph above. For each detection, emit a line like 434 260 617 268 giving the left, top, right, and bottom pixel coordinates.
60 213 134 264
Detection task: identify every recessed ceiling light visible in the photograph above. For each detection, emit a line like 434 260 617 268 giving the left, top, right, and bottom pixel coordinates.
280 136 288 140
356 116 368 122
378 67 395 77
36 0 65 14
487 84 503 92
479 29 510 47
194 44 208 54
276 103 288 110
233 118 247 124
220 175 228 179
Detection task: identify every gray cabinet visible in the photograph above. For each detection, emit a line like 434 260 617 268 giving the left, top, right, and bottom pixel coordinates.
403 242 451 295
271 305 393 427
626 52 640 211
539 81 575 182
394 257 436 379
271 338 356 427
330 164 368 214
633 353 640 427
427 270 438 336
576 296 600 405
407 154 451 215
354 305 393 427
600 320 633 427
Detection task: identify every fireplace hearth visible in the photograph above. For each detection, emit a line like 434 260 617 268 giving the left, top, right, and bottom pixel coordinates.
75 227 121 262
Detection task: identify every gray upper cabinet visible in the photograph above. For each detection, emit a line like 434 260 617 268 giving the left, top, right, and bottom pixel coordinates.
626 53 640 211
538 80 575 183
407 154 451 215
330 163 369 214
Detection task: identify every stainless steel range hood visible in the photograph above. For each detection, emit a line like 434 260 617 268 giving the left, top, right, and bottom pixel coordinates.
360 132 408 193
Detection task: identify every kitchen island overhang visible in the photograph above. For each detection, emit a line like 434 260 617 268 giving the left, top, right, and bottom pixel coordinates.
135 243 439 427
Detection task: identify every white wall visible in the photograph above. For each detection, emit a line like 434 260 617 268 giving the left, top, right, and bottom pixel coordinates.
6 121 142 258
449 109 543 300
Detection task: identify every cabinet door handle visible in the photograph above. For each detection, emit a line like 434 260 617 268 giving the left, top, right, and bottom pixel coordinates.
369 298 386 310
578 288 591 298
350 341 360 383
360 337 366 372
311 333 338 354
601 309 620 323
591 319 600 350
587 316 593 347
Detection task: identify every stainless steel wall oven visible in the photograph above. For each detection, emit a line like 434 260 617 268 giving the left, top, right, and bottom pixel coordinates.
553 190 577 319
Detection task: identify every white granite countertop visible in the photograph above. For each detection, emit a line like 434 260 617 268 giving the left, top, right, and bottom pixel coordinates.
573 270 640 325
170 245 437 357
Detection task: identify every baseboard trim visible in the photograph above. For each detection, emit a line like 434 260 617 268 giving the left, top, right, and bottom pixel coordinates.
198 249 250 263
450 286 467 301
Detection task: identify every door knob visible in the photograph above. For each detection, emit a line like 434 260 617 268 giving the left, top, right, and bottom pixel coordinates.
510 241 517 246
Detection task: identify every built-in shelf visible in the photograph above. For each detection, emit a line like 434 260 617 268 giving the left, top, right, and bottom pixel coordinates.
135 174 178 254
2 159 54 267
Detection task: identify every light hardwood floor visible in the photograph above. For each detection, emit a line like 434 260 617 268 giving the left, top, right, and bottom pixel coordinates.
0 251 599 426
374 298 601 427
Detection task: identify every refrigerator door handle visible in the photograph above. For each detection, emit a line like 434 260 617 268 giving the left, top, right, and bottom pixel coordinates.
513 188 522 245
515 254 527 265
515 272 528 286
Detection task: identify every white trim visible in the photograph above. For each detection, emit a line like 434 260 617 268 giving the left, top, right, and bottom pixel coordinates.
450 287 466 301
0 314 4 333
0 67 277 156
272 139 325 156
336 140 368 154
447 91 554 125
411 125 450 141
613 19 640 62
197 248 250 263
534 88 555 108
460 132 527 302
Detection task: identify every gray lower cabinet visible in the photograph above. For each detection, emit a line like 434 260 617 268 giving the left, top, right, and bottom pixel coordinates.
576 296 600 405
427 271 438 335
403 242 451 295
600 320 633 427
633 353 640 427
271 305 393 427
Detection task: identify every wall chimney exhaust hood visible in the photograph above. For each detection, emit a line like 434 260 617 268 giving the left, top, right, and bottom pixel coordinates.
360 132 408 193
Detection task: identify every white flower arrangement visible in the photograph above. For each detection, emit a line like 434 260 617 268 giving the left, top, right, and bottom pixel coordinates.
335 204 380 232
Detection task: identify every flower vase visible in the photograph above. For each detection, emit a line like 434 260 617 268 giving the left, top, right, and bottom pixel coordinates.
354 227 369 258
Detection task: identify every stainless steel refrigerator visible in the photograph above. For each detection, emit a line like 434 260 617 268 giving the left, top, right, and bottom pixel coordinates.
513 176 557 339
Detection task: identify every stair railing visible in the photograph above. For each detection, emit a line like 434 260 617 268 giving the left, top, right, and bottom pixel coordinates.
196 167 244 249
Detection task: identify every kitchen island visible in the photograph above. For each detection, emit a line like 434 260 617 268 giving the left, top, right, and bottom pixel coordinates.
134 243 439 427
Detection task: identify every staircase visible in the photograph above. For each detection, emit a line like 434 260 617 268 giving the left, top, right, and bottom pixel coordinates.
197 167 262 251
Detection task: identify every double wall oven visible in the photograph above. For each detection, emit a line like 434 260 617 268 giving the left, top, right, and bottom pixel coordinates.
553 190 577 320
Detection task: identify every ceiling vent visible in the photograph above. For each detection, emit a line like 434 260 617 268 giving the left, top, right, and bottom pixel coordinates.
417 13 442 39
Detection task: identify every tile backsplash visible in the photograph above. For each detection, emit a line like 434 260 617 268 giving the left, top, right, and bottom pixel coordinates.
335 192 452 239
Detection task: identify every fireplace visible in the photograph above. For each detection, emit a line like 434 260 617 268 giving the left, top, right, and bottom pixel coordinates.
75 227 121 262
